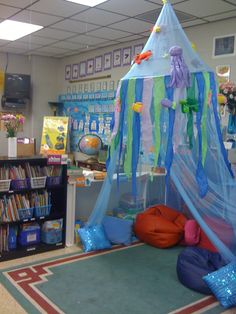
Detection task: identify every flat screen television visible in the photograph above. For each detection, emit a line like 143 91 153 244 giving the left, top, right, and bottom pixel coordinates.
4 73 31 99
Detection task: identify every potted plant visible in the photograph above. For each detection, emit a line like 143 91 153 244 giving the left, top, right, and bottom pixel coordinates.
1 113 25 157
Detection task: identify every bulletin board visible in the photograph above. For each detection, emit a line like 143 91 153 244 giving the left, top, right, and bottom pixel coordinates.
58 91 115 152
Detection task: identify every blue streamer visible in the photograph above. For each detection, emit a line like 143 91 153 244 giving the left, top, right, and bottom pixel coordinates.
164 76 175 187
195 72 208 197
209 72 234 177
117 79 129 188
132 78 143 198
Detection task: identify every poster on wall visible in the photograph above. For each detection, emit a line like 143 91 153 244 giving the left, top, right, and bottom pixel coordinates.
95 56 102 73
104 52 112 70
40 116 69 155
79 61 86 77
87 59 94 75
65 65 71 80
216 65 230 84
113 49 121 67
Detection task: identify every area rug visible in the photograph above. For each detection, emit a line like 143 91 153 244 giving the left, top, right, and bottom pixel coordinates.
0 243 224 314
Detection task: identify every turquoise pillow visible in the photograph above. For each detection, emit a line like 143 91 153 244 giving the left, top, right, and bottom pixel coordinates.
203 262 236 308
102 215 133 245
78 225 111 252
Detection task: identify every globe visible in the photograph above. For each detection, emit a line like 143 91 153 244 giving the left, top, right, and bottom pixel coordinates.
78 134 102 156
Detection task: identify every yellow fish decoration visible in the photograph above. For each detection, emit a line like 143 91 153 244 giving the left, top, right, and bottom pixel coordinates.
132 102 143 113
217 93 227 105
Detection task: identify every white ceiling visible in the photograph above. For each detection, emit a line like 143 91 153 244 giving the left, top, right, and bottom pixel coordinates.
0 0 235 58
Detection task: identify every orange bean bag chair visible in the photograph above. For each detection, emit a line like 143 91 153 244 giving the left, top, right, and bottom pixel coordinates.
134 204 187 248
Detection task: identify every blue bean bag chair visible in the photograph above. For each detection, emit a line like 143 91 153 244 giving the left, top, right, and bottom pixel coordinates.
176 247 226 294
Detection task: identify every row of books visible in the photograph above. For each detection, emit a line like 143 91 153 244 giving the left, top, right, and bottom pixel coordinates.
0 225 9 252
43 166 62 177
0 191 51 223
0 167 10 180
0 165 62 180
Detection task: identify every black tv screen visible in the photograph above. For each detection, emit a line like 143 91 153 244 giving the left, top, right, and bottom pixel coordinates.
4 73 31 99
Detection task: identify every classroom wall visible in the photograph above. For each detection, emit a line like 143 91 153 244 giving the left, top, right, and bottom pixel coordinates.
185 17 236 82
0 53 59 155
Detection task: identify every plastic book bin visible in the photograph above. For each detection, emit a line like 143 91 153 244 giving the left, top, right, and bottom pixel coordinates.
18 207 34 220
11 178 29 190
18 224 40 246
0 179 11 192
29 176 47 189
34 204 52 218
46 176 62 187
41 228 62 244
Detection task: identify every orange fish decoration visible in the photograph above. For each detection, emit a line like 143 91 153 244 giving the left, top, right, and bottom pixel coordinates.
133 50 152 65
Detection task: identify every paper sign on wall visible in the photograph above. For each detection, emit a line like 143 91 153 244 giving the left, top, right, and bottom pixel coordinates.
40 116 69 155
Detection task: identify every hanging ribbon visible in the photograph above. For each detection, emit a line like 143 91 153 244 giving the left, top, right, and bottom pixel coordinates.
124 79 136 177
153 77 165 166
228 114 236 134
179 78 198 149
114 79 129 188
195 72 208 197
209 72 234 177
142 78 154 155
164 75 175 186
131 78 143 198
111 82 122 139
202 72 210 165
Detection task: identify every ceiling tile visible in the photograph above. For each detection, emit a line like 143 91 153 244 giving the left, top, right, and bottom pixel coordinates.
93 40 121 48
67 34 109 45
0 39 9 46
52 19 99 33
0 4 20 19
32 45 68 54
28 0 87 18
88 27 131 40
97 0 159 17
10 10 62 26
5 41 41 50
174 0 236 18
116 34 144 43
111 18 153 34
18 35 58 46
224 0 236 4
181 19 207 28
51 40 86 50
204 11 236 21
34 27 76 40
0 0 37 8
0 46 26 54
72 8 127 26
145 0 186 4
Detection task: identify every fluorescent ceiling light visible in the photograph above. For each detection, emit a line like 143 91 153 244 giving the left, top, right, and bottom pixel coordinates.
0 20 43 41
65 0 108 7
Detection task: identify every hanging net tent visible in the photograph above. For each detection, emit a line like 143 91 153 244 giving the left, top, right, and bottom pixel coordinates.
87 0 236 263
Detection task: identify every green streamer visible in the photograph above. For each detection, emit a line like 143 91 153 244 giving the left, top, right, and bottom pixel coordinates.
202 72 210 165
153 77 165 165
124 79 135 177
186 74 197 149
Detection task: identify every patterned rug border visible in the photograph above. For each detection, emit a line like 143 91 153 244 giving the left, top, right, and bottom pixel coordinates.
1 243 219 314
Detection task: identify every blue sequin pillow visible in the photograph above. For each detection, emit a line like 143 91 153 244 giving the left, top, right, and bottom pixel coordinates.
78 225 111 252
203 262 236 309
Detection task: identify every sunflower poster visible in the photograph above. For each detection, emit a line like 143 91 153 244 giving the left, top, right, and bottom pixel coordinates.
40 116 69 155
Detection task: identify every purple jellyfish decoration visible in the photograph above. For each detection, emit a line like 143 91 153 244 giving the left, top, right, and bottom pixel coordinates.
169 46 191 88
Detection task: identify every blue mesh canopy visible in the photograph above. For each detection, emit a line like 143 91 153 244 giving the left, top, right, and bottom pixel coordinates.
87 1 236 263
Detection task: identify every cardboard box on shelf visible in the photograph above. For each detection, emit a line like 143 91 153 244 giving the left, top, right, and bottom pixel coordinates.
17 138 36 157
